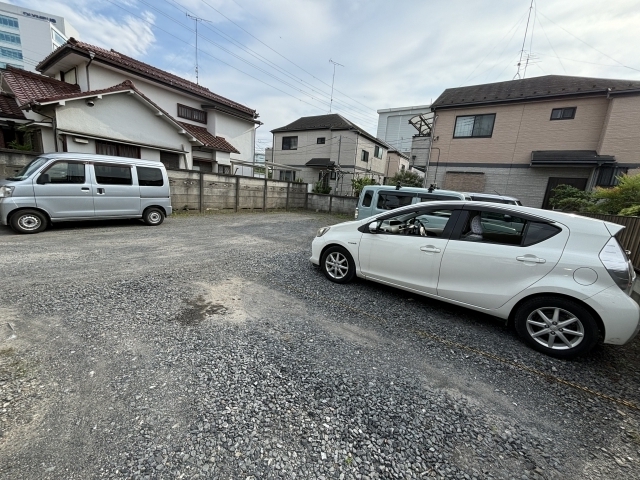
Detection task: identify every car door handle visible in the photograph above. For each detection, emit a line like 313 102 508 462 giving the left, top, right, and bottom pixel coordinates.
81 187 90 191
516 255 546 264
420 245 441 253
97 188 105 195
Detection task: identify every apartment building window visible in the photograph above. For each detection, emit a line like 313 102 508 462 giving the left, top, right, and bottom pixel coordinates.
279 170 296 181
374 146 383 158
282 136 298 150
453 114 495 138
0 15 18 29
0 46 22 61
0 31 20 45
177 103 207 124
0 62 22 69
96 140 141 159
51 29 66 47
550 107 576 120
317 137 325 144
361 150 369 162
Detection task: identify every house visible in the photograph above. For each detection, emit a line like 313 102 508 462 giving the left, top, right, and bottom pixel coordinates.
428 75 640 207
270 114 390 195
376 104 431 157
385 149 410 179
0 38 260 175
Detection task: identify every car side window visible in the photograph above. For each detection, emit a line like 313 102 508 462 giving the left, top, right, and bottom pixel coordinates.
376 209 455 238
522 222 560 246
42 161 85 184
362 191 373 207
460 211 526 245
376 192 414 210
95 164 133 185
137 166 164 187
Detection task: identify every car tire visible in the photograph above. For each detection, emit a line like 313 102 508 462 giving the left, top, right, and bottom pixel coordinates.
143 207 164 226
10 209 47 234
514 296 600 359
321 246 355 284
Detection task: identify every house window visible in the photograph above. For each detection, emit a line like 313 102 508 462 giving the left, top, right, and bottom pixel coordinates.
330 171 336 180
453 114 495 138
0 15 19 29
401 165 405 172
96 140 140 159
550 107 576 120
317 137 325 144
361 150 369 162
0 31 20 45
0 46 22 60
160 151 180 169
282 136 298 150
374 146 383 158
177 103 207 124
218 165 231 175
279 170 296 181
192 160 213 173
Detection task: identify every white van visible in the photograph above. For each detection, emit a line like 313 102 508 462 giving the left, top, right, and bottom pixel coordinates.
0 153 172 234
355 185 468 220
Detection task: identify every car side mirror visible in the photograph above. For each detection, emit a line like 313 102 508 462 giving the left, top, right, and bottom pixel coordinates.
368 221 378 233
37 173 50 185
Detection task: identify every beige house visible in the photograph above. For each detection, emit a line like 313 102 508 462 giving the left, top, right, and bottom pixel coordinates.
270 114 389 195
428 75 640 207
385 149 410 178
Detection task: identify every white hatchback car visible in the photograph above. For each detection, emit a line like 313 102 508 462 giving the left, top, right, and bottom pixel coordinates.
310 201 640 358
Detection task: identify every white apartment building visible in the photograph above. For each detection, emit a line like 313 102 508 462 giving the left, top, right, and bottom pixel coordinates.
376 105 432 156
0 2 78 71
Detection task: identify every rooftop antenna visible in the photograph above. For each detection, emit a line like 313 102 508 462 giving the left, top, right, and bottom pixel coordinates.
329 59 344 113
514 0 534 80
187 13 205 84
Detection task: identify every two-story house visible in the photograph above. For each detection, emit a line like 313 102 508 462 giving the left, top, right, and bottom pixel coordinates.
271 114 389 195
428 75 640 207
0 38 260 174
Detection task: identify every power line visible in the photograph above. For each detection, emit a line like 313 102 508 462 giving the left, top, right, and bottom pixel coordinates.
535 12 565 73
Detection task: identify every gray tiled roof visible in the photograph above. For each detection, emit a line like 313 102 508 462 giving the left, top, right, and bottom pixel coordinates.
272 114 389 147
432 75 640 109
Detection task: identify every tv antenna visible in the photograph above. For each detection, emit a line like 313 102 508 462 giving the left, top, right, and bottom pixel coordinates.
187 13 205 84
514 0 535 80
329 59 344 113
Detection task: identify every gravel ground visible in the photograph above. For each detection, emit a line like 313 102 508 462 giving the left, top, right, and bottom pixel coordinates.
1 212 640 479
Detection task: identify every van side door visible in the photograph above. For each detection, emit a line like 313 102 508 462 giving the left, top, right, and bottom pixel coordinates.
33 160 95 219
91 163 141 217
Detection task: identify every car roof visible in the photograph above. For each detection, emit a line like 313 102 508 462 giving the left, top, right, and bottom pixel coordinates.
40 152 166 168
363 185 463 195
465 192 520 201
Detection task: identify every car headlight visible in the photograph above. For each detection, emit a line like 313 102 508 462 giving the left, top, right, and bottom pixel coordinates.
0 186 14 198
316 226 331 237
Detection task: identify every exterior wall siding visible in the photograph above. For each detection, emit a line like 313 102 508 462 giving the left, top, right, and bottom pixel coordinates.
598 95 640 165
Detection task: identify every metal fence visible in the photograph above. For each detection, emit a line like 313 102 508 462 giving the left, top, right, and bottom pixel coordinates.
581 213 640 267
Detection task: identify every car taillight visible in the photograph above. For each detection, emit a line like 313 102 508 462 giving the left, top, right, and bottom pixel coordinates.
599 237 635 295
355 207 359 219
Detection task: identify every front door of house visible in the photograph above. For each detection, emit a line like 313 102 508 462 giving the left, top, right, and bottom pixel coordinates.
541 177 588 209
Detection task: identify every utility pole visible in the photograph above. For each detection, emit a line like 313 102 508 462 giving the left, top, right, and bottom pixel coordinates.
187 13 205 84
336 134 342 193
329 59 344 113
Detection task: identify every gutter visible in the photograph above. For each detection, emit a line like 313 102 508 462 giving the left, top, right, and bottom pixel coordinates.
86 52 95 91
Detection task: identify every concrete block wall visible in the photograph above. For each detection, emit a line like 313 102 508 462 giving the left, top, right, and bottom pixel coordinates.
168 170 201 211
307 194 357 215
0 148 40 178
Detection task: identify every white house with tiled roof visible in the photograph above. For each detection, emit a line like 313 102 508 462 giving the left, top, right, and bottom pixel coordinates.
0 37 259 175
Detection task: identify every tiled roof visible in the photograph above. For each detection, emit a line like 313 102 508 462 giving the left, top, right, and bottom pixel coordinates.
34 80 136 104
178 122 240 154
37 38 257 118
271 113 389 147
2 66 80 106
432 75 640 109
0 93 26 119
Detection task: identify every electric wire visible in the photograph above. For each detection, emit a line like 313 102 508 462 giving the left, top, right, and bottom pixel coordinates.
536 12 566 73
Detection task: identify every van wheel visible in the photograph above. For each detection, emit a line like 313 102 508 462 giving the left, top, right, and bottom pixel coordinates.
10 209 47 234
143 207 164 226
514 296 599 359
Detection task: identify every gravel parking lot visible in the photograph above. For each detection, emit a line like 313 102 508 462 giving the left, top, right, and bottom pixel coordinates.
1 212 640 479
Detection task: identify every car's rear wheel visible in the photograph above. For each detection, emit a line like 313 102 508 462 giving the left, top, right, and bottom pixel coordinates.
10 209 47 234
321 246 355 284
143 207 164 226
514 296 599 359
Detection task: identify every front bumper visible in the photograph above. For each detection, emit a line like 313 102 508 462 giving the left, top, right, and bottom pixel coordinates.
309 237 325 265
584 285 640 345
0 198 19 225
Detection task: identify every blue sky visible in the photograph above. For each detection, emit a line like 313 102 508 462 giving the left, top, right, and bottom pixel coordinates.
10 0 640 151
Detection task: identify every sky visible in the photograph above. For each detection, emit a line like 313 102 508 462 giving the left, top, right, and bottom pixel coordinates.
9 0 640 152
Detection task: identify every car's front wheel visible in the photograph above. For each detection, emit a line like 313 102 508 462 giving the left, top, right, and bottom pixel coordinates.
10 209 47 234
321 246 355 284
514 296 600 359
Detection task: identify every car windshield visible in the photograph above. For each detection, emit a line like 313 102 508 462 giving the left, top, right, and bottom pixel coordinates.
6 157 49 181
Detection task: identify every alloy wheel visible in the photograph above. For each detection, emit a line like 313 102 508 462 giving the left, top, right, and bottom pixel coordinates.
325 252 349 280
526 307 585 350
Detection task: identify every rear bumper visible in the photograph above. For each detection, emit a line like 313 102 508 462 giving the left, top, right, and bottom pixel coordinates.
584 285 640 345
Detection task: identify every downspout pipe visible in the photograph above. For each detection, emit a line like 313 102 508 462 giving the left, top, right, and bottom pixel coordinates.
31 107 57 152
86 52 95 91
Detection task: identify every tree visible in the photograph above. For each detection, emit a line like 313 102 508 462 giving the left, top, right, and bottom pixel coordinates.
591 173 640 215
351 176 377 197
549 185 594 212
312 181 332 194
387 170 423 188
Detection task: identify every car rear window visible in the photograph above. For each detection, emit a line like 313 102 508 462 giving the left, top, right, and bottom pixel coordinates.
377 193 414 210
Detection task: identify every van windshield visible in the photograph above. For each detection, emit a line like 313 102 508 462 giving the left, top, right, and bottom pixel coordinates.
6 157 49 181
